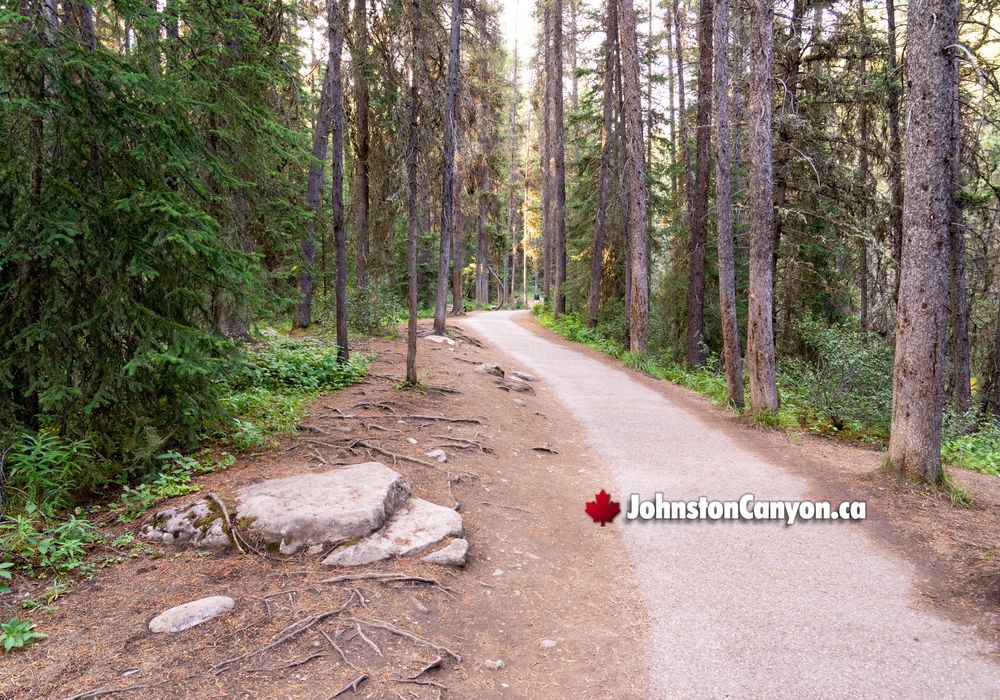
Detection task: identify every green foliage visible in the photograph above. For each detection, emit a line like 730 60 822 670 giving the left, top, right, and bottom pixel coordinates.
780 316 895 436
112 450 234 522
942 420 1000 477
229 336 369 395
348 285 408 336
0 0 309 472
3 434 94 515
1 617 46 652
0 510 97 577
0 562 12 594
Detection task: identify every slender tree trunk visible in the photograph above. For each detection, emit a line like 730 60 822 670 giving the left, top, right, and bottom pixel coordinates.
774 0 803 295
615 21 632 345
541 5 552 303
857 0 870 334
570 0 580 164
553 0 567 317
619 0 650 352
353 0 371 290
747 0 779 415
451 168 466 314
947 40 970 416
331 0 349 360
715 0 744 408
433 0 461 335
886 0 904 304
686 0 713 367
508 41 520 306
887 0 958 484
732 4 747 200
673 0 693 223
294 66 334 329
476 170 490 306
646 0 653 180
588 2 618 329
665 8 676 196
523 109 532 306
992 295 1000 417
406 0 421 385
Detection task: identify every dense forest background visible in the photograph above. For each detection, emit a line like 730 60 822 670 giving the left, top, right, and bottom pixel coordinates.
1 0 999 537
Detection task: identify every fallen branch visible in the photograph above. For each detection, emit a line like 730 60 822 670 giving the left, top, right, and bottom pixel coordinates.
354 623 383 656
409 656 442 679
319 572 456 594
321 413 482 425
353 401 396 412
430 435 491 453
63 685 149 700
351 440 451 476
248 651 327 673
480 501 536 515
328 674 368 698
343 616 461 662
211 611 337 673
392 678 447 690
319 628 358 671
205 492 246 555
363 423 403 433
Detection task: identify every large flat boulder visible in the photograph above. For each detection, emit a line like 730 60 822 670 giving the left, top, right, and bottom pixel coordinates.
236 462 410 555
323 498 464 567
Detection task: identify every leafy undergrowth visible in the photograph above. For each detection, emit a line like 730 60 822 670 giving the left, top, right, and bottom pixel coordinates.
533 307 1000 479
0 332 367 650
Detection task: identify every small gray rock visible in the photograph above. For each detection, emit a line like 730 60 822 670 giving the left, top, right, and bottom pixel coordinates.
540 639 557 649
512 398 526 408
495 378 533 394
511 371 537 382
424 334 456 345
484 659 505 670
475 363 505 377
422 538 469 567
141 501 231 549
425 448 448 463
149 596 234 633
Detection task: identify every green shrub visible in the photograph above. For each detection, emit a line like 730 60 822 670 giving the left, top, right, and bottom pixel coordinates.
229 336 368 394
111 451 233 522
0 509 97 576
1 617 46 652
0 561 12 594
3 434 94 515
780 316 894 435
942 420 1000 477
348 285 408 336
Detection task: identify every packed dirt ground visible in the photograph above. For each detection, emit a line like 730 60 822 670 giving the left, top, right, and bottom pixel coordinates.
2 313 998 698
0 319 647 699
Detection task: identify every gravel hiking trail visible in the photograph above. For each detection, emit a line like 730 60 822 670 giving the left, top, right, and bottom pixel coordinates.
458 310 1000 699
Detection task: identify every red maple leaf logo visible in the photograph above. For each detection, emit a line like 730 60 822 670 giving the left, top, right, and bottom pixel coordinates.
585 489 620 526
